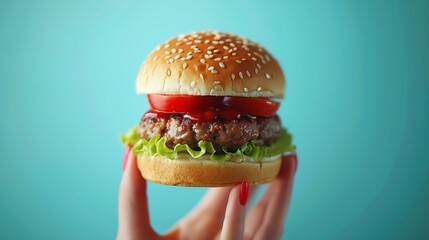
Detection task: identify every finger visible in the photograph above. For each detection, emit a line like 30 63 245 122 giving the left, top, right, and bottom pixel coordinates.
166 187 232 239
245 155 297 240
189 185 258 221
166 185 258 239
220 182 248 240
117 150 157 239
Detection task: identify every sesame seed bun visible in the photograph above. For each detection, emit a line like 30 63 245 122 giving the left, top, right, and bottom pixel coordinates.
136 31 286 98
137 155 282 187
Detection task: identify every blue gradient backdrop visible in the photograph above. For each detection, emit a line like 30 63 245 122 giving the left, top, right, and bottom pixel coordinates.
1 0 428 239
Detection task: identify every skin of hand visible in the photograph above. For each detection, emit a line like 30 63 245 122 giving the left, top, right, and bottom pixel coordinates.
117 148 297 240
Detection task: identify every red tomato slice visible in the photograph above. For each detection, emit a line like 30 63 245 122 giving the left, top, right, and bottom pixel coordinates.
223 97 280 117
148 95 223 113
148 94 280 117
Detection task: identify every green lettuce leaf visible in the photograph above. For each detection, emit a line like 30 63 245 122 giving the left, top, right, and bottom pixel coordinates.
121 126 295 161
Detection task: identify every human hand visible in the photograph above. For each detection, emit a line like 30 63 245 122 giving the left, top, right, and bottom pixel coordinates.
117 147 297 240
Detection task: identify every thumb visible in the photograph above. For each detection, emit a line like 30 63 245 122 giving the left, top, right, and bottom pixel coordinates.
117 148 157 239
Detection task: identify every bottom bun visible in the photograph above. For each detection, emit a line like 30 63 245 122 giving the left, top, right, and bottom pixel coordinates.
136 155 282 187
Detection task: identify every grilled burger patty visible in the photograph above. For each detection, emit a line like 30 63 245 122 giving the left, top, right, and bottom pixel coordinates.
138 114 282 152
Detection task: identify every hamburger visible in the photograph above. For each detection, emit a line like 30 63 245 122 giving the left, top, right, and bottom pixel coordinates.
121 31 295 187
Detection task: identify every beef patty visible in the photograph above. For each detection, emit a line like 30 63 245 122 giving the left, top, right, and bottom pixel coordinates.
138 114 281 152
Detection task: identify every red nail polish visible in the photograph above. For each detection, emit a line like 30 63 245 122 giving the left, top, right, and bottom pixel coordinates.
294 154 298 173
239 181 249 206
122 144 132 171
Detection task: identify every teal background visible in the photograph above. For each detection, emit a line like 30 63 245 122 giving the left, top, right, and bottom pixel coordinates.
1 0 428 239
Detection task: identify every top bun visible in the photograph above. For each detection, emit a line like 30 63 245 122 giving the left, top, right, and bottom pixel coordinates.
136 31 285 98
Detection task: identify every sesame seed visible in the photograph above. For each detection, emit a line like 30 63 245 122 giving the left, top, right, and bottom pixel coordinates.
171 48 177 53
236 60 242 63
200 59 206 64
180 57 186 60
212 40 219 44
167 69 171 76
204 39 210 43
246 71 251 77
178 48 183 53
223 46 229 50
194 49 201 53
261 59 266 64
207 50 213 55
255 68 259 74
168 58 174 63
219 62 225 68
165 60 169 64
176 42 183 46
257 87 262 91
186 55 192 60
208 46 215 50
165 55 171 59
214 57 221 61
208 66 214 71
174 55 180 59
233 47 238 51
153 56 159 61
194 39 202 43
231 73 236 80
187 51 193 56
223 56 229 59
200 73 204 79
165 51 171 55
230 43 235 47
265 54 271 61
244 87 248 92
247 53 252 56
251 57 257 61
214 81 220 84
219 40 225 44
242 58 246 61
164 44 170 48
257 63 262 69
191 45 197 49
253 52 263 58
191 80 196 87
213 49 220 53
228 49 233 53
225 38 232 42
183 63 187 69
186 41 192 45
239 72 244 79
211 70 218 74
232 52 237 56
265 73 271 79
204 54 213 59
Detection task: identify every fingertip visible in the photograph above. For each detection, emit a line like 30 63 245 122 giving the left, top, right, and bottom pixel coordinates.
122 144 132 171
278 154 297 179
120 148 146 194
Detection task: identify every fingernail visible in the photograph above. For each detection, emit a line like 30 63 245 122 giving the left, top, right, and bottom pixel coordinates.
122 144 132 171
239 181 249 206
294 154 298 173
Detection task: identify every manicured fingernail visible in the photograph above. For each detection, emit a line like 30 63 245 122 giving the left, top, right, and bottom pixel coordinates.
122 144 132 171
294 154 298 173
239 181 249 206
